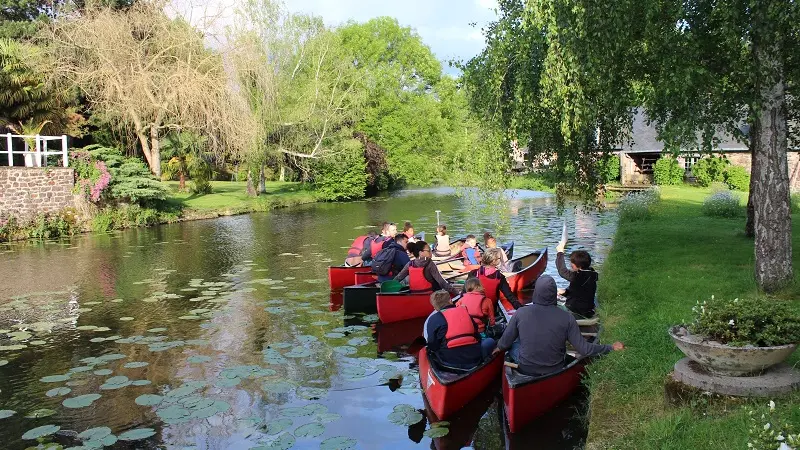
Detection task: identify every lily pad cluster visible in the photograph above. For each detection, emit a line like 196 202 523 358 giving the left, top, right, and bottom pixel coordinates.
134 381 230 424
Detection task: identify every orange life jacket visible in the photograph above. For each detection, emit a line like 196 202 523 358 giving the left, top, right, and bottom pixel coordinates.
442 306 480 348
460 246 482 265
371 237 387 258
408 261 433 292
457 291 488 332
478 266 502 302
348 235 368 257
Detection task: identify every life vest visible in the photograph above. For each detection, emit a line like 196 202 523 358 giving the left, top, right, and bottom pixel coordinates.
371 237 387 258
347 235 368 257
442 306 480 348
460 246 482 265
408 261 434 292
477 266 502 302
457 291 488 332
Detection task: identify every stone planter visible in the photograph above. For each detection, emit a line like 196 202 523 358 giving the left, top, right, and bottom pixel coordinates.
669 325 798 376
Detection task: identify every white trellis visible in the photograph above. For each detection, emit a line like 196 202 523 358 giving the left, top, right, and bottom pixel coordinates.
3 133 69 168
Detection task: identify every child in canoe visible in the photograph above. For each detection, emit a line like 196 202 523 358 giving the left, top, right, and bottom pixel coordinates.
433 224 451 257
394 241 460 296
456 278 496 336
555 241 598 319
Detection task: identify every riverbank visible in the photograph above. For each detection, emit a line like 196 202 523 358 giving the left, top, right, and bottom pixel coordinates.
586 185 800 449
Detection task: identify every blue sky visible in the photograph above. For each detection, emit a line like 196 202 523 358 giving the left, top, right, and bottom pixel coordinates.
284 0 499 71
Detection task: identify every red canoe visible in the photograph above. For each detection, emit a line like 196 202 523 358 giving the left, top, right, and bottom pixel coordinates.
419 348 505 420
376 317 426 353
377 291 435 324
422 383 497 450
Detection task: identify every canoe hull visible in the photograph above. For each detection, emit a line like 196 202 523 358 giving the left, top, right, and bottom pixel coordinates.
502 360 588 433
506 248 548 293
343 282 379 314
376 291 434 324
328 265 365 290
376 317 426 353
419 348 504 420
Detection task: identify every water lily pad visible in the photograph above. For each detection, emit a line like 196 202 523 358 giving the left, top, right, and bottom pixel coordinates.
123 362 149 369
423 427 450 438
70 366 94 373
0 344 27 351
315 413 342 423
0 410 15 419
147 328 167 333
157 405 190 420
178 315 201 320
320 436 357 450
132 379 151 386
310 321 329 326
93 327 112 332
188 355 212 364
324 332 345 339
296 387 327 400
9 331 31 341
388 406 423 426
76 326 98 331
216 377 241 388
284 347 312 358
0 360 7 366
347 337 370 347
98 353 126 361
333 346 357 356
294 422 325 438
40 374 70 383
119 317 134 321
166 384 201 398
296 335 318 344
93 369 113 376
63 393 102 408
263 380 294 394
45 387 71 397
361 314 379 323
117 428 156 441
66 379 89 387
263 418 293 436
25 408 56 418
22 424 60 440
135 394 163 406
260 432 296 449
78 426 112 441
304 361 324 368
342 366 367 379
100 376 131 390
270 342 293 350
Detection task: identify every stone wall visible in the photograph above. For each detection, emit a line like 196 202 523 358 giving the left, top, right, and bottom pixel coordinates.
0 167 75 219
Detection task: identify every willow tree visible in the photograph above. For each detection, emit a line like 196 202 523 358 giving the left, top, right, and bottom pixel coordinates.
45 1 255 177
230 0 364 179
464 0 799 292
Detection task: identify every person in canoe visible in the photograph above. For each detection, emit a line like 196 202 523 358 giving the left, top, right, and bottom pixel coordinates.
368 222 398 259
493 275 624 376
424 290 495 370
393 241 460 295
468 248 523 310
555 241 598 319
371 233 411 282
483 233 512 271
403 221 417 242
460 235 481 267
433 224 451 257
348 231 376 267
456 278 496 337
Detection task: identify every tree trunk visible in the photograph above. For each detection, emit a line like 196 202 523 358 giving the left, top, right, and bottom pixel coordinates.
259 163 266 194
752 41 792 293
246 170 257 197
279 165 286 182
179 171 186 191
149 126 161 178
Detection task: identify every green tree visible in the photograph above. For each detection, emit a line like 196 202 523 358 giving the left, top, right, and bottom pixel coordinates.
161 131 213 193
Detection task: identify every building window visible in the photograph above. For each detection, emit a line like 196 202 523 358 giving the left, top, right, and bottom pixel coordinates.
684 156 699 171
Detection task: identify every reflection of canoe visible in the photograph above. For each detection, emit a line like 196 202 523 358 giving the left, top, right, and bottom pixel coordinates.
419 347 505 420
502 331 599 433
329 291 343 312
376 317 426 353
422 383 497 450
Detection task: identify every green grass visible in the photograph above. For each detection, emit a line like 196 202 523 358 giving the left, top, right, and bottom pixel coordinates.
164 181 317 213
586 185 800 449
507 174 555 192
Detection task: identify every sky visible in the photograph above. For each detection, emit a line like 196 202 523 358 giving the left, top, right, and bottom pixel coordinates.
170 0 499 74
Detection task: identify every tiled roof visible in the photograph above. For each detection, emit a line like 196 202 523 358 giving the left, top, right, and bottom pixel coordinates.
623 110 748 153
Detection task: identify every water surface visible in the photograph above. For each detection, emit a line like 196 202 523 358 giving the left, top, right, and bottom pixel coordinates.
0 189 616 449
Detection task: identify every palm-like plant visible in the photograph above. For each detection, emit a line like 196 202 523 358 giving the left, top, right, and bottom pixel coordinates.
0 39 64 131
161 131 213 192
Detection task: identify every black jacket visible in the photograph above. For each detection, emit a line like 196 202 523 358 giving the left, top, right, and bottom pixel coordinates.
556 251 598 317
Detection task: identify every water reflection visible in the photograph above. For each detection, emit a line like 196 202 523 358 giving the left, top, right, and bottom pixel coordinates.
0 189 615 449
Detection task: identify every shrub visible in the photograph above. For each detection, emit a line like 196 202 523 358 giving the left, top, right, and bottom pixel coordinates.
190 178 212 194
0 216 18 242
748 401 798 450
71 152 112 202
598 154 621 183
92 205 167 232
702 191 742 218
691 156 729 187
312 137 368 201
26 213 76 240
690 296 800 346
653 157 684 185
618 187 661 221
724 165 750 191
81 145 168 205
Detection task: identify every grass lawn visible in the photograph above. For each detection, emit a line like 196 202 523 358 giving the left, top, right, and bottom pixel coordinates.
163 181 317 213
586 185 800 449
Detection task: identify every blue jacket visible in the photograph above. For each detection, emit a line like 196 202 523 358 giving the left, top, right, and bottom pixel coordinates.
425 305 483 370
463 247 479 265
376 242 411 282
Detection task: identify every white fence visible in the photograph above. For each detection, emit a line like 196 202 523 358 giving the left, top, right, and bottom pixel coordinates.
2 133 69 168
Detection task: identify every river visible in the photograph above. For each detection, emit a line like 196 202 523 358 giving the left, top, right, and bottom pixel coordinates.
0 188 617 450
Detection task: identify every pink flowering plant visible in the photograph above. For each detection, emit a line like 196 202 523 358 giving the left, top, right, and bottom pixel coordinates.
72 151 112 203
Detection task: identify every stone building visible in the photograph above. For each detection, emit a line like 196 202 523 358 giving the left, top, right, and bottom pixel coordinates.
619 112 800 189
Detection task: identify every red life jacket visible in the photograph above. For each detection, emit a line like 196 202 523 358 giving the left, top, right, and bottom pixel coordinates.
348 235 368 257
460 246 482 265
442 306 480 348
457 291 488 332
408 261 433 292
478 266 502 302
371 237 387 258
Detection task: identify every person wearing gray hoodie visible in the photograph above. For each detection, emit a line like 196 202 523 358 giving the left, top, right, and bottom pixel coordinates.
494 275 624 376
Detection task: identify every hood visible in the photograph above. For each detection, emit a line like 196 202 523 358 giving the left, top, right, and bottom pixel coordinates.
531 275 558 306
